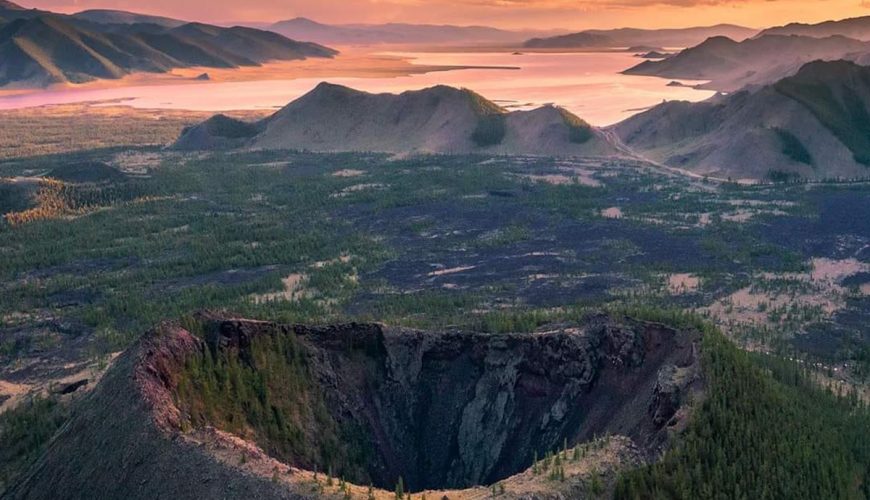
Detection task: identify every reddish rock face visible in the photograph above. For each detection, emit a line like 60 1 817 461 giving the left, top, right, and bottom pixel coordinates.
177 313 702 490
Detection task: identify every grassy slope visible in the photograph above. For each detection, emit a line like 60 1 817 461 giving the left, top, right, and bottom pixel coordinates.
0 397 69 492
466 89 507 147
173 325 370 482
773 127 814 166
559 108 594 144
775 63 870 166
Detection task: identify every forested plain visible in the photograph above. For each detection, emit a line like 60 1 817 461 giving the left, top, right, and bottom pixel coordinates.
1 143 869 496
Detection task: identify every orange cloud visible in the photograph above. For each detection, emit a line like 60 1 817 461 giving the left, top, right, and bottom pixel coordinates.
22 0 870 30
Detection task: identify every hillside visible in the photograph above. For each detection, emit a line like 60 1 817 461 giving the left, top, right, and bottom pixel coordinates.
71 9 186 28
524 32 614 49
6 312 868 499
523 24 756 49
174 83 624 157
759 15 870 41
265 18 557 46
5 313 701 498
0 15 337 88
613 60 870 180
623 34 870 91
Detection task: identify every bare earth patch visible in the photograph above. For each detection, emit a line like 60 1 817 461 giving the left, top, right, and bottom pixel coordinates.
601 207 623 219
722 208 788 224
518 172 601 187
0 380 32 412
190 427 640 500
705 258 870 332
312 254 353 269
667 273 700 294
0 352 121 413
556 165 603 187
428 265 477 277
111 151 165 175
251 274 306 304
331 169 366 178
331 183 387 198
810 258 868 283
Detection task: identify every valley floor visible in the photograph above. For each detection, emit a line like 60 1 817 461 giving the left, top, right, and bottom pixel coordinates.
1 145 868 406
0 107 868 494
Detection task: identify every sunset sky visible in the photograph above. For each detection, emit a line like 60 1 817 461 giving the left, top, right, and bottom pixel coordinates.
22 0 869 30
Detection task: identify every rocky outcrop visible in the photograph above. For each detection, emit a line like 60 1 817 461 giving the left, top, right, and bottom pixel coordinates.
5 313 701 499
3 321 297 500
201 314 701 491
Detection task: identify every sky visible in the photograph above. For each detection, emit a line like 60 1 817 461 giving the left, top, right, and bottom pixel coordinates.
20 0 870 30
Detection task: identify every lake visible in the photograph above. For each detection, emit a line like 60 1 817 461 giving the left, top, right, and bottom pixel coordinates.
0 50 713 126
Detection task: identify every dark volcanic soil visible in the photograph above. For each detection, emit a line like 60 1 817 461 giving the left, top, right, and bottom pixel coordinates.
5 313 701 499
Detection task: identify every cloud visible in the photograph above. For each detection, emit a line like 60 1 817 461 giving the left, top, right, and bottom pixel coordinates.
23 0 866 29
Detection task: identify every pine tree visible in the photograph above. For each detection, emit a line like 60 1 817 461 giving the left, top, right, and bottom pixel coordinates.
395 477 405 500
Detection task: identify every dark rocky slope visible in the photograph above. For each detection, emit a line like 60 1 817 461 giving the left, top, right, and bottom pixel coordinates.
173 83 625 157
5 313 700 498
2 322 297 500
758 15 870 41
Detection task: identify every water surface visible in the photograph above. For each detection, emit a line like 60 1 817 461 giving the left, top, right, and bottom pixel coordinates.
0 51 712 126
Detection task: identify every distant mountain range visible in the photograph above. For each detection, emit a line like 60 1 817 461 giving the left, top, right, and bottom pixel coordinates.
623 34 870 91
0 5 336 88
71 9 187 28
263 17 565 46
174 83 624 157
175 60 870 181
758 15 870 41
614 60 870 181
524 24 757 49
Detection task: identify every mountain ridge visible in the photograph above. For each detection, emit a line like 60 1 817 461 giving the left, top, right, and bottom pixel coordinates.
71 9 187 28
758 15 870 41
523 24 757 49
614 59 870 180
623 34 870 91
265 17 564 46
174 82 625 157
0 14 337 88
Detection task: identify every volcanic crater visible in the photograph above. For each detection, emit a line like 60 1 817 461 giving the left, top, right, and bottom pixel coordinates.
7 312 701 499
